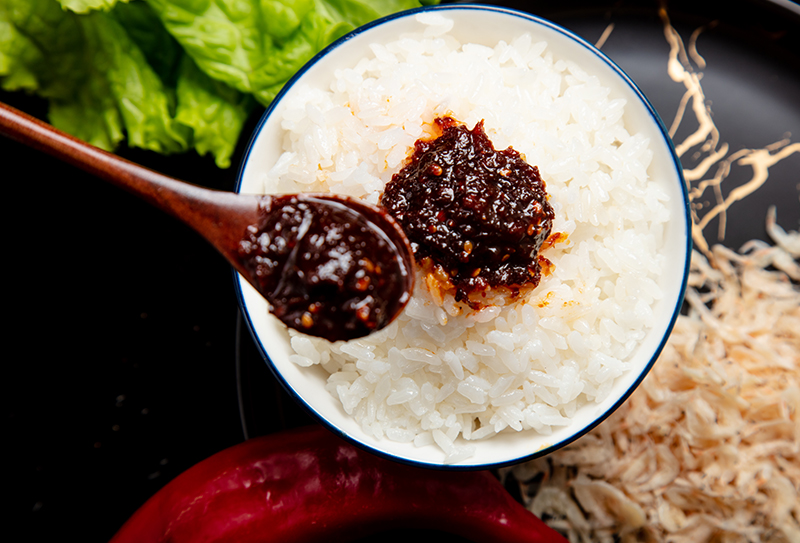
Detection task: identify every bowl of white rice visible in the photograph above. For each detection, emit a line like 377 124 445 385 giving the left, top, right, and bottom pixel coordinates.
235 5 691 468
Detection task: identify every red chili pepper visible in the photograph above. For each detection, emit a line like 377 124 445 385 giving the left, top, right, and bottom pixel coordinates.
109 425 565 543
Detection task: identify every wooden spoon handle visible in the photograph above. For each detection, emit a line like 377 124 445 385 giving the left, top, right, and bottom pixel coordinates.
0 101 259 263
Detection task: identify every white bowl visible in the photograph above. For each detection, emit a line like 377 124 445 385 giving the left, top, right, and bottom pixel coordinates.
235 5 691 469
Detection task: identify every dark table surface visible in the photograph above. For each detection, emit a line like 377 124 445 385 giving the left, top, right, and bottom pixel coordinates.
5 1 799 541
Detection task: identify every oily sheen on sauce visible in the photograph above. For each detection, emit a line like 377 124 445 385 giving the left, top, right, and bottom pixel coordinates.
238 194 413 342
381 117 554 308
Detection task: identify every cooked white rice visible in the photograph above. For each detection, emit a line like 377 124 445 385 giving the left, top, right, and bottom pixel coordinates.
259 13 670 462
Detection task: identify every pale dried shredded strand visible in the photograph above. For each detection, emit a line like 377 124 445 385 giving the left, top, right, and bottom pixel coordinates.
507 213 800 542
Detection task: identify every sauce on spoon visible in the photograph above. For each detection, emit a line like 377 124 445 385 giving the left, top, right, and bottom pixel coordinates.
239 194 413 342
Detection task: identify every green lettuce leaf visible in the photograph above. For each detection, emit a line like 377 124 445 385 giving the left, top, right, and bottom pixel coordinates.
111 0 255 167
110 0 183 85
87 11 193 153
144 0 431 105
2 0 190 152
175 55 255 168
1 0 434 166
1 0 253 166
1 0 127 149
58 0 129 13
0 5 40 92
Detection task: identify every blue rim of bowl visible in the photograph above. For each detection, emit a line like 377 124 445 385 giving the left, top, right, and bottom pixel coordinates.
233 3 692 470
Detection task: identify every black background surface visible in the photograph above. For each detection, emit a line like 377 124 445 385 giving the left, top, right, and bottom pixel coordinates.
5 1 799 541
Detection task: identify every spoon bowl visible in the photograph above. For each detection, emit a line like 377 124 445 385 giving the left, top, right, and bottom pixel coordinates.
0 102 414 342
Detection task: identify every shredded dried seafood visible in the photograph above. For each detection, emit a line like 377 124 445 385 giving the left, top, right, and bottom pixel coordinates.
507 207 800 543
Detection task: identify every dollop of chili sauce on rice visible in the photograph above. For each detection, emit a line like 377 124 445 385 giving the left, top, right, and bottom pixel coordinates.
381 117 555 308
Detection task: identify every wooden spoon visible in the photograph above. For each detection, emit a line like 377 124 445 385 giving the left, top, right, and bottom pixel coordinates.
0 102 414 342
